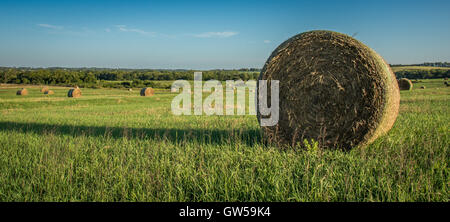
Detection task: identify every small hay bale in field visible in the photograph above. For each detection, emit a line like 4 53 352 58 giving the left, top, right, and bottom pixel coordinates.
40 86 49 93
398 78 413 90
128 88 133 92
420 86 426 89
444 81 449 87
68 87 82 98
140 87 154 96
44 90 54 95
257 30 400 150
16 88 28 96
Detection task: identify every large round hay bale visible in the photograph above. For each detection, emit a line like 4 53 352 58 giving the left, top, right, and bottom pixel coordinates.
398 78 413 90
258 30 400 150
44 90 54 95
40 86 49 93
140 87 154 96
68 88 82 98
16 88 28 96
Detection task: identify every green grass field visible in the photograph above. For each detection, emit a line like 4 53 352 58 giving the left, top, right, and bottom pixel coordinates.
0 79 448 201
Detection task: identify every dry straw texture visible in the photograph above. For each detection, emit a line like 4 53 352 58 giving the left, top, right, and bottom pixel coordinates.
16 88 28 96
68 88 82 98
398 78 413 90
258 30 400 150
140 87 154 96
40 86 49 93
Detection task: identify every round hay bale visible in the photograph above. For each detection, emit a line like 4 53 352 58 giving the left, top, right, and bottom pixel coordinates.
68 88 82 98
398 78 413 90
128 88 133 92
140 87 154 96
257 30 400 150
420 86 426 89
44 90 54 95
16 88 28 96
40 86 49 93
444 81 448 87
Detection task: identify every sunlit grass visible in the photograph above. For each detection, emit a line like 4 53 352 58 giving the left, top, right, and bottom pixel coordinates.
0 79 448 201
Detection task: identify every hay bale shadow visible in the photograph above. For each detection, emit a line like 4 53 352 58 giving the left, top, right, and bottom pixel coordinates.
0 121 263 147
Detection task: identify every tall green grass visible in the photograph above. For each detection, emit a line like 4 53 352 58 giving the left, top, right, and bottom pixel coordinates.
0 79 448 201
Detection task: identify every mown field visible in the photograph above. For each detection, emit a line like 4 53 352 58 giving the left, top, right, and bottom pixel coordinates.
0 79 448 201
391 66 450 72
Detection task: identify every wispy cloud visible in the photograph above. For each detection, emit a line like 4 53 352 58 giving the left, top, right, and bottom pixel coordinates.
37 24 96 36
263 40 271 44
193 31 238 38
105 28 111 33
37 23 63 30
116 25 155 36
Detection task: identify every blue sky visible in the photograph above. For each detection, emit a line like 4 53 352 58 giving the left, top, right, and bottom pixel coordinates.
0 0 449 69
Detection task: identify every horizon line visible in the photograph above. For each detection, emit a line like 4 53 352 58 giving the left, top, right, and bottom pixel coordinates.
1 62 450 71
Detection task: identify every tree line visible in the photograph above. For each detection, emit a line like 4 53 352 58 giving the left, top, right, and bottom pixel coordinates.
0 68 260 88
391 62 450 68
394 69 449 80
0 67 448 89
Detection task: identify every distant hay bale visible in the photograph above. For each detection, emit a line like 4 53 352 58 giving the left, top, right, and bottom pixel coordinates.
257 30 400 150
44 90 54 95
140 87 154 96
444 81 449 87
68 87 82 98
128 88 133 92
16 88 28 96
420 86 426 89
398 78 413 90
40 86 49 93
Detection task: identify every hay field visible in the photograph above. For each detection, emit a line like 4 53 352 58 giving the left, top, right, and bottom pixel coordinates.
0 79 448 201
391 66 450 72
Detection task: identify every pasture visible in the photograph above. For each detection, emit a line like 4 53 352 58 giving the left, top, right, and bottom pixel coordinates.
0 79 448 201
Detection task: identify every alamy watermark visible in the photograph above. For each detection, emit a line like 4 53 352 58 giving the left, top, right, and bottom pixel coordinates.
171 72 279 126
